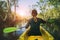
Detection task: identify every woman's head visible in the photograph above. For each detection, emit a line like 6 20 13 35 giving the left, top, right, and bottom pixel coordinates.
32 9 37 17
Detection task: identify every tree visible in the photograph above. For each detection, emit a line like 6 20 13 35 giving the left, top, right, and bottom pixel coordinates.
48 0 60 7
34 0 60 40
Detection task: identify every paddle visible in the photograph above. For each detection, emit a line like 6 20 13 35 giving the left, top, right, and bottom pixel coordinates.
3 27 17 34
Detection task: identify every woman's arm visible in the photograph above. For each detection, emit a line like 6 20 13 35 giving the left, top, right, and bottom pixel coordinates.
40 19 51 27
25 20 30 28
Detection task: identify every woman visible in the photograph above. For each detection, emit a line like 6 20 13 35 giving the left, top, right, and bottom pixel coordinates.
26 9 46 36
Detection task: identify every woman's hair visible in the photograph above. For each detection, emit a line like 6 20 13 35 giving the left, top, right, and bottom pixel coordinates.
32 9 37 15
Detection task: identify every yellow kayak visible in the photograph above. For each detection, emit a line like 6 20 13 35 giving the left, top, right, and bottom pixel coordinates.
28 36 43 40
18 26 54 40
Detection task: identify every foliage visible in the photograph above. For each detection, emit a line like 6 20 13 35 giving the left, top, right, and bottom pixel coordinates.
0 1 8 21
48 0 60 7
37 0 60 39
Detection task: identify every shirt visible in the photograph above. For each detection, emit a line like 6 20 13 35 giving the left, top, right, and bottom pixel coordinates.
26 18 46 36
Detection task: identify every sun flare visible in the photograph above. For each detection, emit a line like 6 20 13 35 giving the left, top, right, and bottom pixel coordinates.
11 5 32 19
17 10 26 17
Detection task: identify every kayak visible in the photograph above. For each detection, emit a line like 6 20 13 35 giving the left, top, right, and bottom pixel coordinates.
18 26 54 40
28 36 43 40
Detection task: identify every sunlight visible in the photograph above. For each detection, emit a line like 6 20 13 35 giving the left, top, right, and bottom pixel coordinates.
17 10 26 17
16 9 31 18
11 5 31 18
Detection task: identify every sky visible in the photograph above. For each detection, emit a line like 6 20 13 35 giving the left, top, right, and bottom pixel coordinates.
11 0 39 17
18 0 39 7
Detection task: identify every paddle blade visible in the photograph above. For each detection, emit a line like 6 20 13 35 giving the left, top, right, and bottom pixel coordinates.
3 27 17 33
